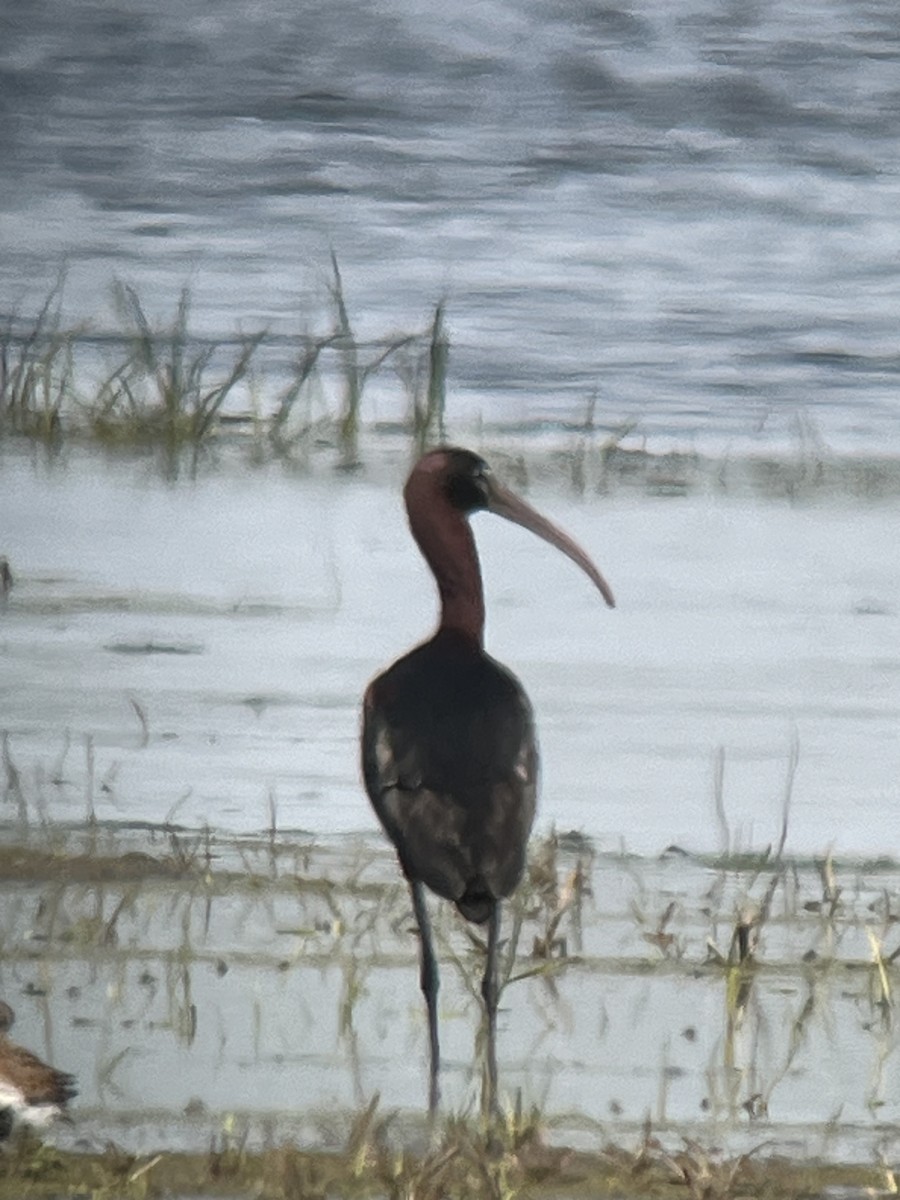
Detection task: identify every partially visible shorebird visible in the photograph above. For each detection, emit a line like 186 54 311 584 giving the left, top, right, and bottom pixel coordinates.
362 447 614 1116
0 1002 77 1138
0 557 11 605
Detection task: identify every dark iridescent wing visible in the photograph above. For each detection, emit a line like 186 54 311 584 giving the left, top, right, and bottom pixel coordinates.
362 637 538 908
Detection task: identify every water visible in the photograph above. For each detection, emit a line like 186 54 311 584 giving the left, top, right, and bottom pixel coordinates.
1 448 897 858
3 830 899 1163
2 0 900 450
2 3 900 1164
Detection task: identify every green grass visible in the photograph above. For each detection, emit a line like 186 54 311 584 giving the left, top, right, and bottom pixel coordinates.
5 272 900 493
0 272 76 443
87 283 264 469
0 267 449 473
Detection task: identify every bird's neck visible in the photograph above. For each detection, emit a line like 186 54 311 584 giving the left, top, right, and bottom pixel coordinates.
407 500 485 646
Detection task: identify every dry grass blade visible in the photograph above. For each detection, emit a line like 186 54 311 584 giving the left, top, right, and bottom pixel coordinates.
643 899 682 959
344 1092 388 1175
391 303 449 456
269 330 341 451
113 280 160 377
329 251 362 468
569 390 597 495
425 301 448 445
129 696 150 748
193 329 264 443
1 732 29 825
866 927 894 1018
713 745 729 855
775 731 799 861
662 1138 770 1200
330 250 427 465
0 272 74 440
408 299 448 454
754 985 817 1114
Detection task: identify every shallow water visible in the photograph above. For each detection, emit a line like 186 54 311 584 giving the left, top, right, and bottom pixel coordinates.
0 828 897 1166
4 0 900 1174
0 447 898 859
1 442 898 1165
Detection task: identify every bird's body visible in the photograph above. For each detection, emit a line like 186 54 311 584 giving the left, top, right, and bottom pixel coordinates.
364 627 536 924
0 1003 76 1138
362 446 613 1115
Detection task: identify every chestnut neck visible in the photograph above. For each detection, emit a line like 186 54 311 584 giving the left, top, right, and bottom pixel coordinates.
405 473 485 646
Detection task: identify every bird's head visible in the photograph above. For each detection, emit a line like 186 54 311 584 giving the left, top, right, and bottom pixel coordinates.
406 446 615 608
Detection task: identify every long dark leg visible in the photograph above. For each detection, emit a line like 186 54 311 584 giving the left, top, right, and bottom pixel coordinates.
410 880 440 1115
481 900 501 1119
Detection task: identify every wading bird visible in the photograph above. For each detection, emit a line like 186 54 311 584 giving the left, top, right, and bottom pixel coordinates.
0 1002 77 1138
362 447 614 1115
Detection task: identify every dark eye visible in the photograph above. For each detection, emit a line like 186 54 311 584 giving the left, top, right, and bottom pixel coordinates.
446 463 489 512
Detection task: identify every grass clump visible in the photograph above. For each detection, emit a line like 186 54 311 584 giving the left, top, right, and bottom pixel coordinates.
89 282 263 466
325 252 434 469
0 1122 893 1200
266 254 447 468
6 270 900 498
0 266 453 471
0 274 76 444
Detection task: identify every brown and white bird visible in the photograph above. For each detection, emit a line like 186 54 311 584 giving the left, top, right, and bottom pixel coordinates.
0 1002 76 1137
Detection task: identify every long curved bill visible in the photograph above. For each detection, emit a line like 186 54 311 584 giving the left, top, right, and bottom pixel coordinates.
486 480 615 609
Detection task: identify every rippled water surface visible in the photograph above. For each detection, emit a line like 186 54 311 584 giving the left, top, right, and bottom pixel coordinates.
2 0 900 449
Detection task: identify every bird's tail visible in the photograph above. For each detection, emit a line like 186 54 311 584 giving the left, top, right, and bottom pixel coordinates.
455 875 494 924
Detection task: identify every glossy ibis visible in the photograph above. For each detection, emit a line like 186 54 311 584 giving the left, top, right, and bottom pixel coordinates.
362 447 614 1114
0 1002 77 1138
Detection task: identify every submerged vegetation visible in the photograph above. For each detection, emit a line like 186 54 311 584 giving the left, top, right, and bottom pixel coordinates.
2 270 899 1194
0 726 897 1198
4 271 900 496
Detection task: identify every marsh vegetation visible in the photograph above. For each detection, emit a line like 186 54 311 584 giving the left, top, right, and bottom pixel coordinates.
2 277 898 1197
4 274 900 499
0 265 449 477
0 791 896 1198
